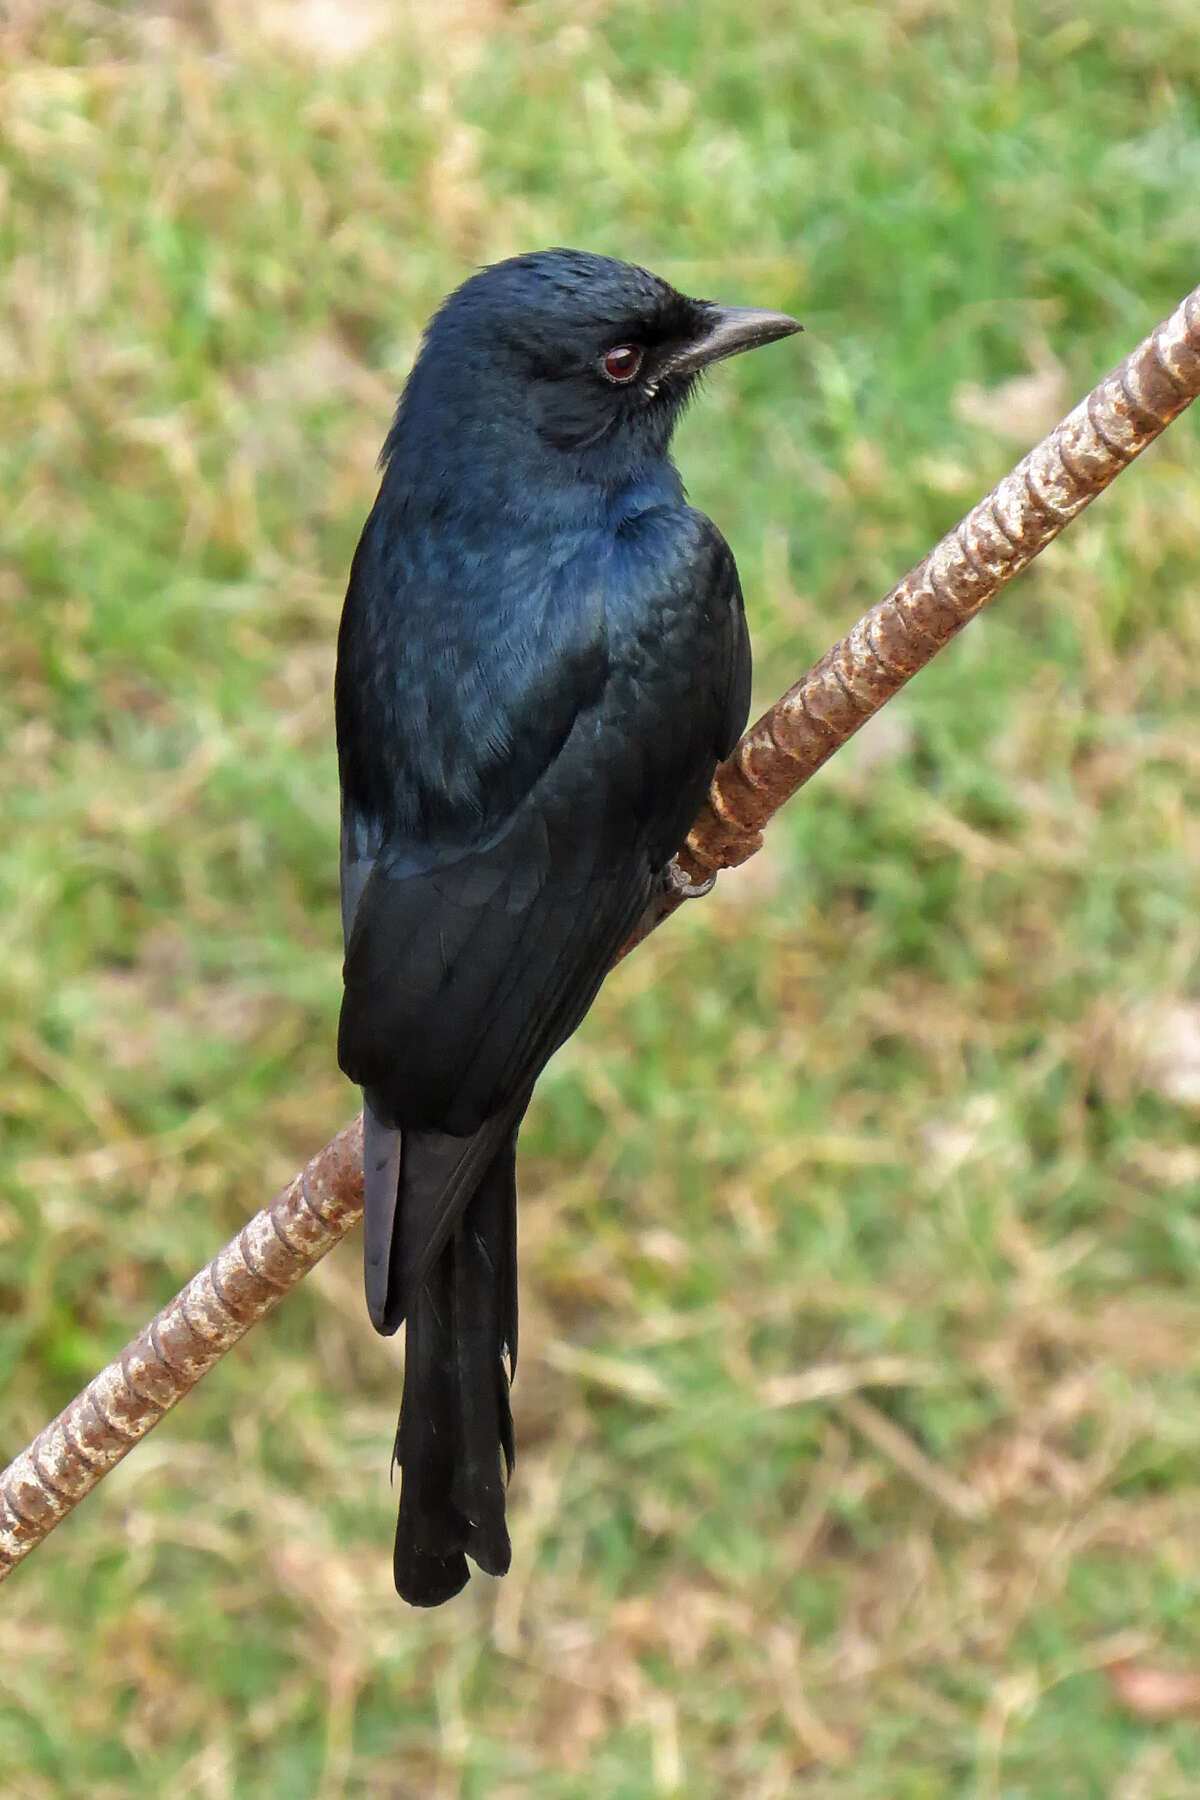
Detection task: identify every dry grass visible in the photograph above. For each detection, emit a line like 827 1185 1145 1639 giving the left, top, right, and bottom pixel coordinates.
1 2 1199 1795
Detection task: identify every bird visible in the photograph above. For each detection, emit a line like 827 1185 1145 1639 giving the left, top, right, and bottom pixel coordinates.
335 249 800 1605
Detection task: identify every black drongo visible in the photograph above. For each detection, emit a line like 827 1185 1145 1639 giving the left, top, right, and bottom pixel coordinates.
335 249 799 1604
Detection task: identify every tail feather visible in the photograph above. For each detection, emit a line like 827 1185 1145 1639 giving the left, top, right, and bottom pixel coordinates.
392 1242 470 1606
362 1103 403 1333
449 1144 517 1574
389 1127 519 1607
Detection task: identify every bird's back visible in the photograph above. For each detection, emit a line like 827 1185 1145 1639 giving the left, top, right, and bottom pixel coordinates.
337 478 749 1137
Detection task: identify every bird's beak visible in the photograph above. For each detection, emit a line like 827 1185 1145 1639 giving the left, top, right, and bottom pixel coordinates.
665 304 802 378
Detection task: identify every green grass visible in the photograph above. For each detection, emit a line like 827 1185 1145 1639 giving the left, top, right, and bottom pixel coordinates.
2 2 1199 1794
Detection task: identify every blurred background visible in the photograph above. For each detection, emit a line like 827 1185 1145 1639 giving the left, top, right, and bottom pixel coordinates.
2 2 1199 1794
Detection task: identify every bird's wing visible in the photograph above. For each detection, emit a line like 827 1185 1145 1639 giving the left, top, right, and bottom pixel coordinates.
338 722 655 1135
337 505 749 1277
718 555 752 760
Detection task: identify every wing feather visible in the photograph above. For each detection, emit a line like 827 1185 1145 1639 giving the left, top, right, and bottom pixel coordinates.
337 502 752 1211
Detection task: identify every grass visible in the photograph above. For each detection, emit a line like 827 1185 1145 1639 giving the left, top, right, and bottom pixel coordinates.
1 1 1199 1794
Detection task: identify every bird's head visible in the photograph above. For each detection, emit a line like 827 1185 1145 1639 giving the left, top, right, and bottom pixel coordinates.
382 249 800 501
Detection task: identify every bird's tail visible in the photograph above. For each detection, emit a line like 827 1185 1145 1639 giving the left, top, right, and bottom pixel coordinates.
389 1128 519 1607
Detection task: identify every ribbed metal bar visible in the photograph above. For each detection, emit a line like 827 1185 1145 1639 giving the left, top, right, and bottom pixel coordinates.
673 284 1200 887
0 1117 363 1577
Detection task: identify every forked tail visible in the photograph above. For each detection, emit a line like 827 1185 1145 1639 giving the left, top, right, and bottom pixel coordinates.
389 1129 519 1606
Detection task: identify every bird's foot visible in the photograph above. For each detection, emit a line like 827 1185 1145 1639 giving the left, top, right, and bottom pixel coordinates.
661 859 717 901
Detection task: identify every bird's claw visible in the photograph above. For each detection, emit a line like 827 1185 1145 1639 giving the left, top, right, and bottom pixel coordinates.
662 861 717 901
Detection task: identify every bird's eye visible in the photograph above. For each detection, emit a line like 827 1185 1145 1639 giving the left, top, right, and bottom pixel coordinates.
602 344 644 384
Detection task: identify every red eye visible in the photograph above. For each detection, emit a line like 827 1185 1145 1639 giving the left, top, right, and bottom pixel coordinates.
602 344 643 383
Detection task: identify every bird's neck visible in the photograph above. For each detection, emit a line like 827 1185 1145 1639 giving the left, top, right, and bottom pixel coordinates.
380 435 684 541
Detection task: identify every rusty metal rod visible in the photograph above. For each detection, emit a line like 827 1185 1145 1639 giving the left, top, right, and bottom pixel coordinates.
663 280 1200 904
0 1119 363 1579
2 282 1198 1583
